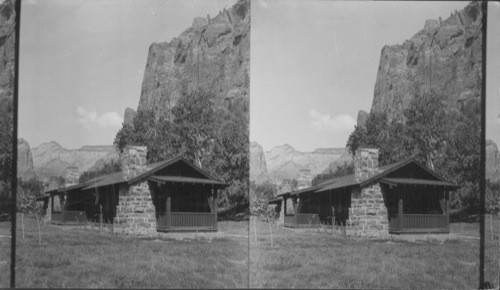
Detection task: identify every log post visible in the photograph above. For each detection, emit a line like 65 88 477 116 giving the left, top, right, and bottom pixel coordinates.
398 188 404 232
213 187 218 230
166 189 171 231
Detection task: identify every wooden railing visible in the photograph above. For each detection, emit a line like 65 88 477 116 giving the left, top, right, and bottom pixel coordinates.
157 212 217 231
390 214 448 233
284 214 320 227
51 211 88 225
296 214 320 226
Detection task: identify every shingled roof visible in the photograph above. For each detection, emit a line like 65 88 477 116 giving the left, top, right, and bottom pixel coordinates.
272 158 458 202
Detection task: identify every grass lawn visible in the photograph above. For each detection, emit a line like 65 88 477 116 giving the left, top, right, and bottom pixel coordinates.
16 214 249 288
250 216 500 289
0 220 12 288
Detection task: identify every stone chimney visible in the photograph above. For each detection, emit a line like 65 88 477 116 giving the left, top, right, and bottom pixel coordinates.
354 148 380 184
121 145 148 181
348 147 388 238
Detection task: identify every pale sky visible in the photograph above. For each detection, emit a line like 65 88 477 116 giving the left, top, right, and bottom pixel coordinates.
486 2 500 148
250 0 493 152
19 0 236 149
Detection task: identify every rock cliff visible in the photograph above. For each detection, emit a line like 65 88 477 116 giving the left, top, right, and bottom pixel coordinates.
17 138 36 181
137 0 249 120
31 141 117 183
371 2 482 122
486 139 500 183
250 141 269 183
0 0 15 114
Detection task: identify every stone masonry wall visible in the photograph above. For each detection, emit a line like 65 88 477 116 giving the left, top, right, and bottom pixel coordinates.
121 145 148 181
114 182 157 236
347 185 389 237
348 148 389 237
113 145 157 236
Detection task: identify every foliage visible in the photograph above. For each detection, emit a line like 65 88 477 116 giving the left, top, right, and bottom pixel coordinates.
345 91 480 215
113 90 249 217
79 159 122 184
0 105 12 217
250 181 277 216
17 178 44 213
312 162 354 186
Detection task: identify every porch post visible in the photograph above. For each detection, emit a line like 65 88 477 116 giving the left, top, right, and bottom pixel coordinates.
445 190 450 231
292 197 298 225
166 188 171 230
284 197 287 216
213 188 218 230
398 186 404 232
51 195 54 213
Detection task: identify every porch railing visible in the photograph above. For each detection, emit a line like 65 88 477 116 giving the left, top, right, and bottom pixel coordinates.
284 214 320 227
51 211 88 225
157 212 217 230
389 214 448 233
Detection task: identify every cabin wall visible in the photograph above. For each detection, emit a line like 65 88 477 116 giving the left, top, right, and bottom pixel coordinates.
114 182 157 235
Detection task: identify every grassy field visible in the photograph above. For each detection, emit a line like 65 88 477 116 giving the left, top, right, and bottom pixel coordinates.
15 214 249 288
250 216 500 289
0 220 11 288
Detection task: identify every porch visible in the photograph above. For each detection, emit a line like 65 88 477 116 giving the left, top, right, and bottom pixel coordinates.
389 214 449 234
51 210 88 225
381 179 455 234
156 212 217 232
284 213 321 228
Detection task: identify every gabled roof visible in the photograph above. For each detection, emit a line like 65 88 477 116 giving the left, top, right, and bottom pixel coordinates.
359 158 447 188
46 155 225 194
148 175 227 187
272 158 459 200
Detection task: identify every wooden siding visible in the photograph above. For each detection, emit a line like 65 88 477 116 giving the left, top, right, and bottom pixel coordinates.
389 214 449 234
51 211 88 225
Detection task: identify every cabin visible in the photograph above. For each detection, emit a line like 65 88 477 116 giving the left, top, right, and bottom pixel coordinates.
43 146 227 234
269 148 459 236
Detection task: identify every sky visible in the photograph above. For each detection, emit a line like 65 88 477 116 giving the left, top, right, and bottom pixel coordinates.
18 0 236 149
250 0 494 152
486 2 500 148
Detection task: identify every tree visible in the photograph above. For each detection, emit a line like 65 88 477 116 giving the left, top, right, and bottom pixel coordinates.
404 91 451 170
312 162 354 186
79 159 122 183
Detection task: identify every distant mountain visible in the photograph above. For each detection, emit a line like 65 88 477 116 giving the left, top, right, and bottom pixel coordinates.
486 139 500 183
17 138 36 181
261 143 351 185
31 141 118 183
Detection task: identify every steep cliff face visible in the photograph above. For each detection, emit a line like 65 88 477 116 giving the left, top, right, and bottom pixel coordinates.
486 139 500 183
137 0 249 119
264 144 351 185
0 0 15 113
31 141 117 182
17 138 36 181
250 141 269 183
356 110 368 128
371 2 482 122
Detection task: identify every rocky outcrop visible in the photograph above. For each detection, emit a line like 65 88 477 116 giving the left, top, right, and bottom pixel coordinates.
356 110 368 128
17 138 36 181
124 107 136 126
486 139 500 183
31 141 118 182
371 2 482 122
250 141 269 183
264 144 351 185
137 0 249 120
0 0 15 114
